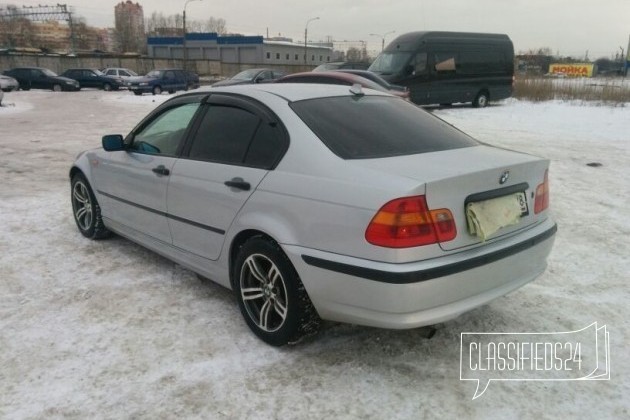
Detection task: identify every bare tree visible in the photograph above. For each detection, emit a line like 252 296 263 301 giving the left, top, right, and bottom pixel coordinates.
0 4 37 48
146 12 227 36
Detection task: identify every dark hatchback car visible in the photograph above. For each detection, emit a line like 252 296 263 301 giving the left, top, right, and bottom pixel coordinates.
275 71 410 99
126 68 189 95
61 68 123 91
212 68 286 87
3 67 80 91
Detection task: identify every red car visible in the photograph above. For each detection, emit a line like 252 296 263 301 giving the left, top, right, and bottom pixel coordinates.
275 71 410 100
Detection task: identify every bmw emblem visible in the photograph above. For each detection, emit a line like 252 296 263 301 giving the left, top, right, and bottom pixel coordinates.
499 170 510 184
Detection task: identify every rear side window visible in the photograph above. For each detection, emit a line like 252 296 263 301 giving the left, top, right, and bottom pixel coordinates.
187 105 287 168
189 106 259 164
459 50 506 74
290 96 477 159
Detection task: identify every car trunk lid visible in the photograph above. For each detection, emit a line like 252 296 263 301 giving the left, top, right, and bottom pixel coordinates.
352 145 549 252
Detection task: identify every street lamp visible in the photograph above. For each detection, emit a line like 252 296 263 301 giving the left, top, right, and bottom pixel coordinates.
183 0 203 70
304 17 320 65
369 31 395 52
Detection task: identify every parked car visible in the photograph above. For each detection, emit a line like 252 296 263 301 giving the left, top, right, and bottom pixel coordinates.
212 68 286 87
126 69 188 95
275 71 410 99
369 31 515 107
102 67 138 81
334 69 409 94
3 67 80 91
69 84 556 346
0 74 19 91
184 70 200 90
313 61 370 71
61 68 123 91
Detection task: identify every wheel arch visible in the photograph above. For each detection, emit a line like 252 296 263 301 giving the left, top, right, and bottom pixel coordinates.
228 229 278 289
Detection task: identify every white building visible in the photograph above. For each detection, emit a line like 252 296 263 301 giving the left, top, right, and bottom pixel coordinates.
147 33 333 65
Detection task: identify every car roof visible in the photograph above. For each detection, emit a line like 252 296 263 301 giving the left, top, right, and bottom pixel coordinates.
195 83 389 102
277 71 386 92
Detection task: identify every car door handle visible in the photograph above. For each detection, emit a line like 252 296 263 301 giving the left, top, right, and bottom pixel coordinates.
224 177 251 191
152 165 170 176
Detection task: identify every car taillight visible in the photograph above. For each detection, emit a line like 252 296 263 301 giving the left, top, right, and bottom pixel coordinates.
534 170 550 214
365 195 456 248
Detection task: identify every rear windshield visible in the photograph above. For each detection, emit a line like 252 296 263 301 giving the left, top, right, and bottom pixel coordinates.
290 96 477 159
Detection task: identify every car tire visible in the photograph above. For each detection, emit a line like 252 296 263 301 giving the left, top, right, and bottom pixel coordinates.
52 84 62 92
233 236 320 346
103 83 112 91
71 173 111 240
152 86 162 95
168 89 175 94
133 91 143 96
473 91 489 108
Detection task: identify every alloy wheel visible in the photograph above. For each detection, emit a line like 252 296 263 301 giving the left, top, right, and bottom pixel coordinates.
72 180 93 231
240 254 289 332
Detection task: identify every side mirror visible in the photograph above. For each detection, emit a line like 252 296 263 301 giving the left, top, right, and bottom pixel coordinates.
404 65 414 76
102 134 125 151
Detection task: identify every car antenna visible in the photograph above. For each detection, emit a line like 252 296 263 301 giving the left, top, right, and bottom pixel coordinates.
349 83 364 96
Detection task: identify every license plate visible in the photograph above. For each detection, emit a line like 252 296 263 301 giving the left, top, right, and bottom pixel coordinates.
466 191 529 240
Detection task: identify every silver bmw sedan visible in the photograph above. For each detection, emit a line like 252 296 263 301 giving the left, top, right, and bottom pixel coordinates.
70 84 556 346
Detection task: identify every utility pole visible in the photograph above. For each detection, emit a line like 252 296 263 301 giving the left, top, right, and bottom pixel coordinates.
304 17 319 65
183 0 202 70
67 9 75 53
369 31 395 52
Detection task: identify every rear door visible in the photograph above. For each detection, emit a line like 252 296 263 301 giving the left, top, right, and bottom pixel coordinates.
93 96 203 243
167 94 289 260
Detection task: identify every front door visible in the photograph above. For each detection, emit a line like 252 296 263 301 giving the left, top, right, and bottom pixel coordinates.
94 100 202 244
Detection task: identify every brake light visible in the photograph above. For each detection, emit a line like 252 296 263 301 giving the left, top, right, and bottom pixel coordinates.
534 170 550 214
365 195 456 248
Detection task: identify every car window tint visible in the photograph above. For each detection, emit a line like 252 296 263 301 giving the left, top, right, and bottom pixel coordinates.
131 103 200 156
244 122 286 168
188 105 260 165
105 70 115 76
120 70 130 76
290 96 477 159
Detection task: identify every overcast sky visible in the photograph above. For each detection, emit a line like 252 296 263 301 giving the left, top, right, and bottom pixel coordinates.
5 0 630 58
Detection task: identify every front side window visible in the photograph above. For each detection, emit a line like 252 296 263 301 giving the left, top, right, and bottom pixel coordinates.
368 52 412 75
130 103 200 156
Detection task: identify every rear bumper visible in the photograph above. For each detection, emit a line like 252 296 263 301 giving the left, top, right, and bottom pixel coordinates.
283 218 556 329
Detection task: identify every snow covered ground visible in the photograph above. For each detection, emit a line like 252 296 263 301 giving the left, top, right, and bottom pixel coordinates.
1 90 628 419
